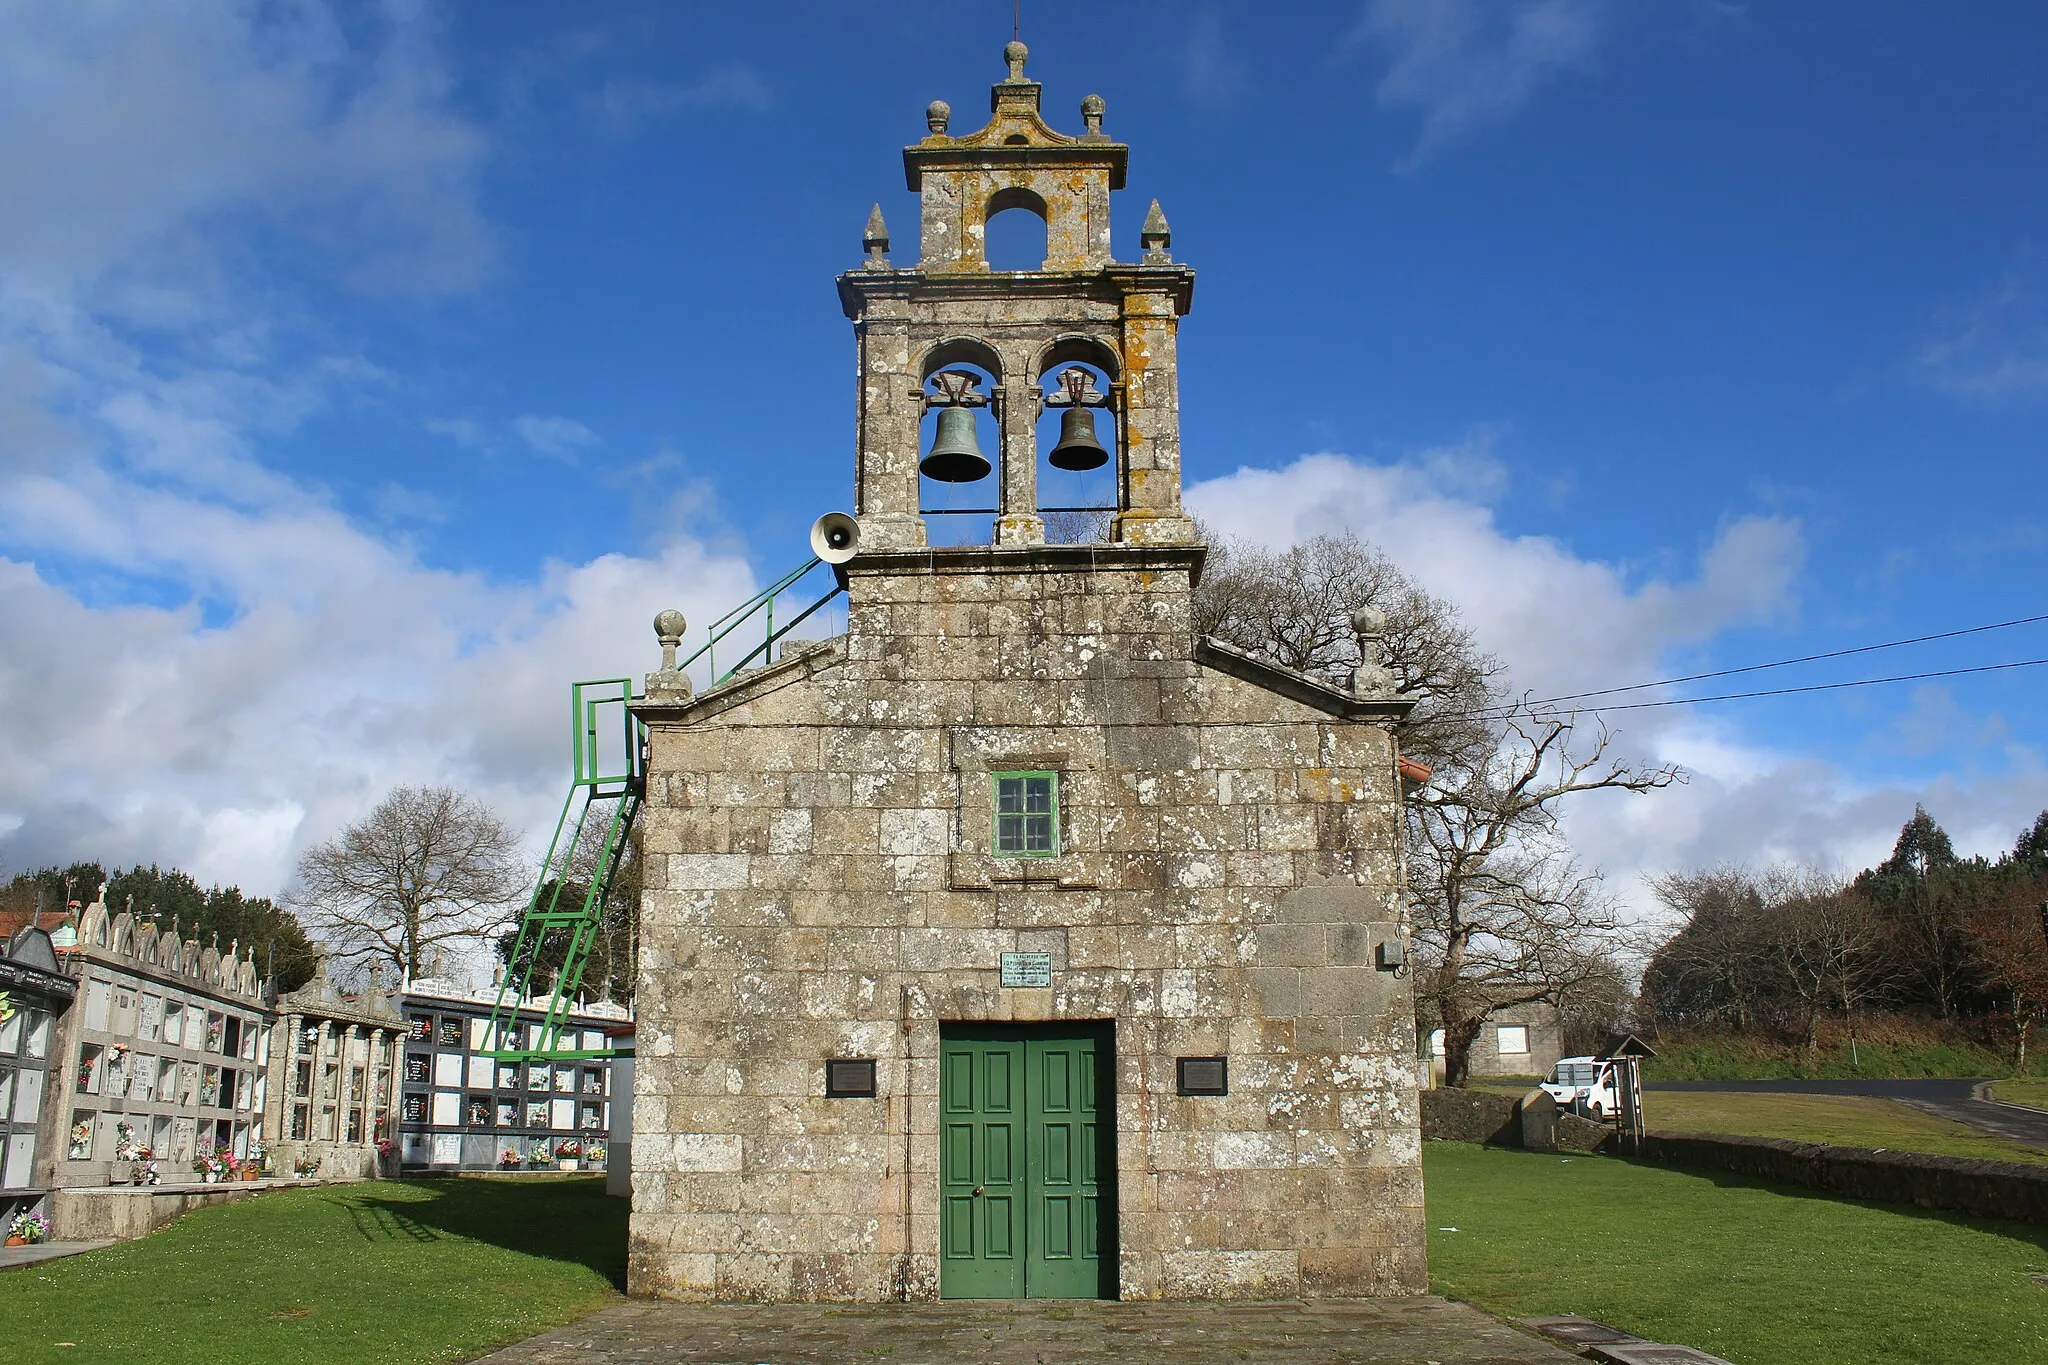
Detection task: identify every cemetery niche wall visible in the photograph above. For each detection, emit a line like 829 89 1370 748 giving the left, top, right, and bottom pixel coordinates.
397 978 627 1173
0 926 76 1229
43 889 273 1188
268 952 404 1180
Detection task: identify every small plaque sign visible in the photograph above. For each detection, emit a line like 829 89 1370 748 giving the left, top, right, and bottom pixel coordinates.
999 951 1053 988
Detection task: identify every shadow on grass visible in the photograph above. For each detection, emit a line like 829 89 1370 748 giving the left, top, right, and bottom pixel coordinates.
326 1176 629 1289
1610 1154 2048 1249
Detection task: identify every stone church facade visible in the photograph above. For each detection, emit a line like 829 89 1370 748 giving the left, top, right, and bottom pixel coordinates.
629 45 1426 1302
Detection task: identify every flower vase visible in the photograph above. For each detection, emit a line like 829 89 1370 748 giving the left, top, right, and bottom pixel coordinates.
5 1235 26 1247
240 1166 258 1182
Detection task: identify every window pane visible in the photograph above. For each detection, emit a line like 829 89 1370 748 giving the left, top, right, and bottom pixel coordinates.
1025 777 1052 812
996 777 1023 813
0 1011 21 1053
996 817 1022 852
1025 814 1052 851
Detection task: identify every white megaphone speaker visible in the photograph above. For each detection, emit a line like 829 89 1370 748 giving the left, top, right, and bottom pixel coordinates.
809 511 862 565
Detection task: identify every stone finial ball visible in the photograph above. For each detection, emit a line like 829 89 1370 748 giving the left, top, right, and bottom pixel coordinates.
926 99 950 132
1350 604 1386 637
653 608 687 640
1081 93 1106 117
1004 39 1028 70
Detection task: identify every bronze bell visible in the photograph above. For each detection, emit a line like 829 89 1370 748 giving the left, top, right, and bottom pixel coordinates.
1048 405 1108 471
920 406 991 483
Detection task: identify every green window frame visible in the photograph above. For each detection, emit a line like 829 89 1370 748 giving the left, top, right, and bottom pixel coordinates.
992 771 1059 857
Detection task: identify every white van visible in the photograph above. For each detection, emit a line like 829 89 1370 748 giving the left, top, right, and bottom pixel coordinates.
1539 1056 1619 1120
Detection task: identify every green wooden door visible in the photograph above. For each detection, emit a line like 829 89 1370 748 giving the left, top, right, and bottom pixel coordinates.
940 1025 1114 1299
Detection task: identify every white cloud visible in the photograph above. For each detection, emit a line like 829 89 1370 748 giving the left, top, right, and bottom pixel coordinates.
512 413 602 460
0 0 491 301
1186 445 2047 924
1351 0 1615 165
588 63 773 135
0 2 765 909
1916 255 2048 401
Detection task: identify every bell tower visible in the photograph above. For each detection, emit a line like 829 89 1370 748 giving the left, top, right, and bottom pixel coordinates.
837 42 1198 550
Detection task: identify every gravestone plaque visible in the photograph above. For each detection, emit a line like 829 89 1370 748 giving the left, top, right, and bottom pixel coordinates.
1516 1317 1645 1346
1591 1347 1739 1365
998 952 1053 987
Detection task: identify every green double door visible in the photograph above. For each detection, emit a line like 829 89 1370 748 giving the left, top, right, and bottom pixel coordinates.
939 1024 1116 1299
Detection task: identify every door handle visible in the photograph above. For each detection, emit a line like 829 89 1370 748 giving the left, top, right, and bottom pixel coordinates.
972 1185 985 1197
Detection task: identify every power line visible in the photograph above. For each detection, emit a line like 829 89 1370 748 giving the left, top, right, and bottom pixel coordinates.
1506 610 2048 713
1488 656 2048 717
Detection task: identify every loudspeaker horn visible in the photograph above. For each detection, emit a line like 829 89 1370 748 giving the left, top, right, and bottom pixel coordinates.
810 511 862 564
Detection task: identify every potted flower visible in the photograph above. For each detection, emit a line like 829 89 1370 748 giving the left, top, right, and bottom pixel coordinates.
293 1156 321 1179
584 1142 607 1169
555 1139 582 1172
374 1137 395 1175
6 1210 49 1246
191 1149 224 1183
114 1122 153 1186
498 1147 522 1170
240 1142 263 1181
527 1140 551 1170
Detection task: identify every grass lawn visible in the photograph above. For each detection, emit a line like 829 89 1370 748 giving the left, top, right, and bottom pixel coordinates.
1649 1089 2048 1165
1994 1077 2048 1111
0 1176 623 1365
1424 1141 2048 1365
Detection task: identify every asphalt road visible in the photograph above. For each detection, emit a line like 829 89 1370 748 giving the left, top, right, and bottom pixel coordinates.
1646 1077 2048 1150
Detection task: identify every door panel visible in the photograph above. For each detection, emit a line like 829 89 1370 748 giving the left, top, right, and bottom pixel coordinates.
941 1025 1115 1299
939 1040 1025 1297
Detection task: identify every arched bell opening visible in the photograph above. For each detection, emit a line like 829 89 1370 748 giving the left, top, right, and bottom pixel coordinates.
982 186 1049 271
1034 340 1120 544
916 347 1000 548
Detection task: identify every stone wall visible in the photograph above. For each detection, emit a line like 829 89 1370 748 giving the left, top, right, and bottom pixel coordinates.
1636 1131 2048 1226
631 544 1423 1301
1418 1088 1607 1153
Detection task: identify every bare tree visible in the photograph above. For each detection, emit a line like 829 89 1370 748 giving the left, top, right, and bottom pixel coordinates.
1194 528 1682 1086
1410 710 1680 1086
1759 872 1899 1053
1642 867 1780 1034
1194 530 1503 771
1966 886 2048 1068
291 785 530 981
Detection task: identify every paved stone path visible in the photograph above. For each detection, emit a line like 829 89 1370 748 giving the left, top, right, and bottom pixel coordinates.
0 1239 114 1271
1646 1078 2048 1150
476 1298 1578 1364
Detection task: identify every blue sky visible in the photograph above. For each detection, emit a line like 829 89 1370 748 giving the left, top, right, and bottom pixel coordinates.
3 1 2046 924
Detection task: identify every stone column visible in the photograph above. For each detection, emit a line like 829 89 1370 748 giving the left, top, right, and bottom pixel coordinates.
1115 287 1196 544
854 316 927 550
993 373 1044 545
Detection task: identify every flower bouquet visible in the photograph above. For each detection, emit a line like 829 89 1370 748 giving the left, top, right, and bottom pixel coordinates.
526 1140 551 1170
554 1138 581 1171
498 1148 522 1170
115 1122 158 1186
6 1210 49 1246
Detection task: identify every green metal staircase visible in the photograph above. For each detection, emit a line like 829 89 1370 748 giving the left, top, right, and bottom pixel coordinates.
485 678 643 1062
483 556 843 1063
